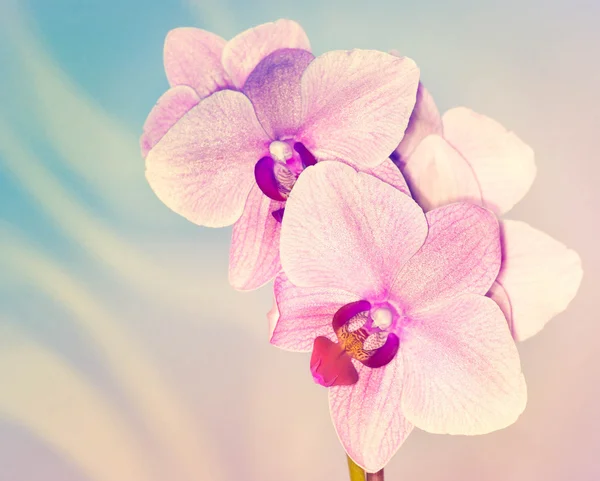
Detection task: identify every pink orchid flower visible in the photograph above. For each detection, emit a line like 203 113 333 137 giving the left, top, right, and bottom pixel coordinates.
141 19 420 290
269 161 527 472
390 83 583 342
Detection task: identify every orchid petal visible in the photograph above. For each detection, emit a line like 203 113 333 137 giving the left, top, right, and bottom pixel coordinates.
145 90 270 227
401 294 527 434
492 220 583 341
280 162 427 296
329 356 413 473
270 273 359 352
442 107 536 215
401 134 483 211
229 185 285 291
362 157 411 196
297 50 420 168
267 294 280 340
222 19 311 88
164 27 232 96
392 203 501 309
140 86 200 158
243 48 314 139
487 281 515 336
393 82 442 166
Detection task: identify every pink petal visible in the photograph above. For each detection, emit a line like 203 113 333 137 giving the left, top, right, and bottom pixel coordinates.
401 294 527 434
393 82 443 166
487 281 515 336
392 203 501 310
229 185 285 291
222 19 311 88
297 50 420 168
270 273 359 352
242 48 314 139
362 157 411 196
145 90 270 227
164 27 232 97
140 86 200 158
491 220 583 342
329 356 413 472
442 107 536 215
267 294 280 340
280 162 428 296
401 134 483 211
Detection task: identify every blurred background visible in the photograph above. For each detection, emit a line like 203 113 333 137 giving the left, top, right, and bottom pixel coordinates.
0 0 598 480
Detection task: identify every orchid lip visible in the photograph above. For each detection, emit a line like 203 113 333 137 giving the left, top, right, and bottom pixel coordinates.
328 300 400 372
362 333 400 368
332 300 371 331
294 142 317 167
254 156 290 202
255 143 318 202
310 336 359 387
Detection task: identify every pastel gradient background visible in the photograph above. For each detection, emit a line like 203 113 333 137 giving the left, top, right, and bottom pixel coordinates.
0 0 597 480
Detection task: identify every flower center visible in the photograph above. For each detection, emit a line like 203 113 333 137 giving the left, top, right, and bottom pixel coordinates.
372 306 393 329
269 141 293 162
254 141 317 221
310 300 400 387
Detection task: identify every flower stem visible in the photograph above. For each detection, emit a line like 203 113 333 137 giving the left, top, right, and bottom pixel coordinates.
366 469 384 481
347 456 366 481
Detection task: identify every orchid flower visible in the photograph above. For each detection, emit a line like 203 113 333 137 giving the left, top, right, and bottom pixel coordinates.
390 83 583 342
269 161 527 472
141 19 420 290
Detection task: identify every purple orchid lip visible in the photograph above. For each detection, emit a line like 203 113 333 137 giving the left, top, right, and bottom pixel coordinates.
362 333 400 368
294 142 317 167
332 300 372 331
310 336 359 387
331 300 399 370
254 156 288 202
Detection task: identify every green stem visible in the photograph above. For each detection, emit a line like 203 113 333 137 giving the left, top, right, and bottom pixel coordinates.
347 456 366 481
366 469 384 481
